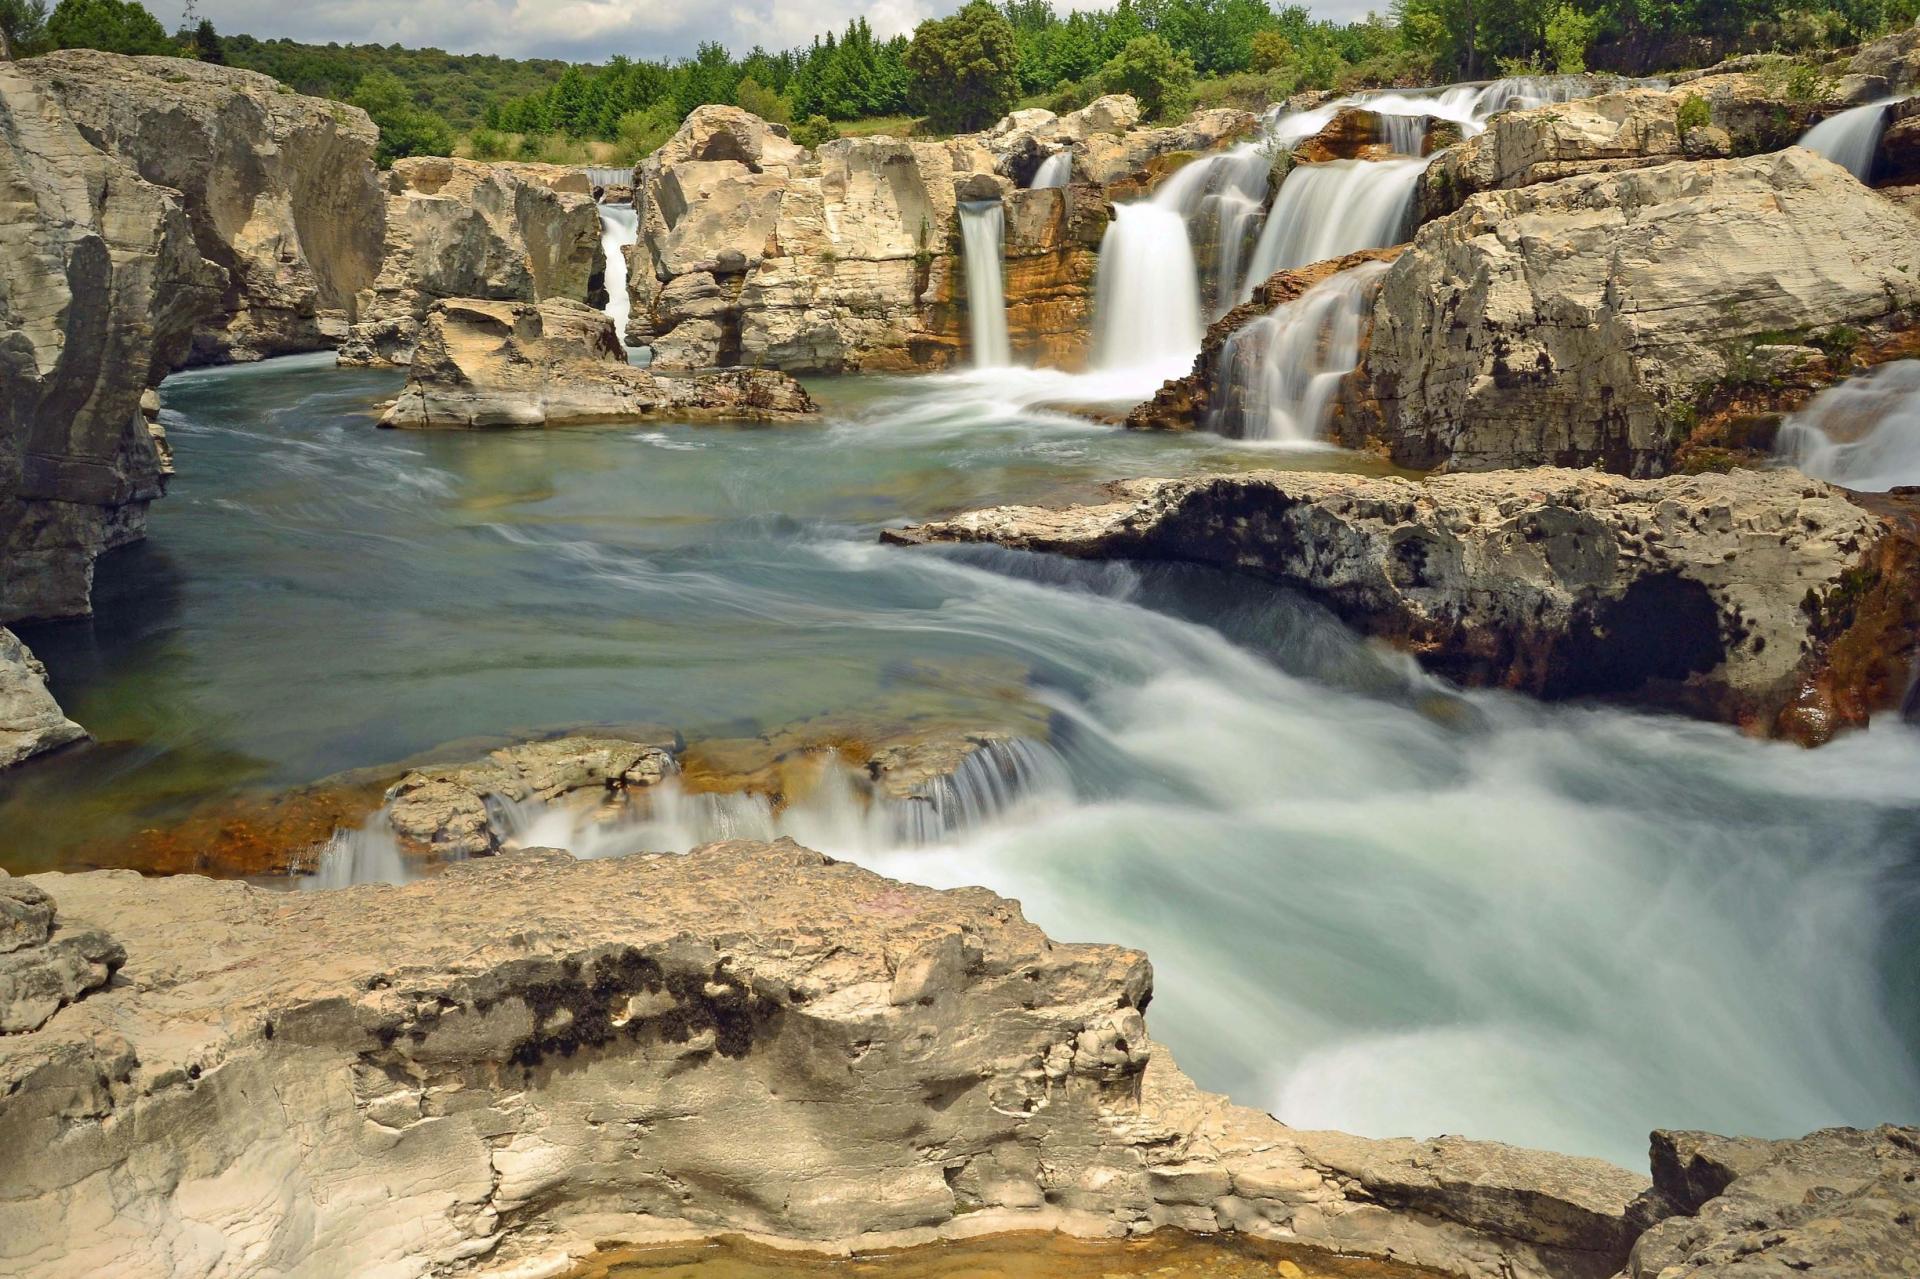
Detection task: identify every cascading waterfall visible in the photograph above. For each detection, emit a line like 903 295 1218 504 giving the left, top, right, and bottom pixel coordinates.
1239 158 1424 297
596 202 639 344
1774 359 1920 490
1208 260 1392 443
1090 202 1205 376
301 815 410 890
958 201 1013 367
1032 151 1073 188
1800 100 1901 181
1152 142 1279 319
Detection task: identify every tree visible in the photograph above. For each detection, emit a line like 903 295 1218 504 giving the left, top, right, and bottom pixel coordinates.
905 0 1020 132
0 0 49 57
733 75 789 122
350 69 454 167
1097 32 1194 120
1542 1 1598 72
185 15 222 63
45 0 172 54
1248 28 1293 71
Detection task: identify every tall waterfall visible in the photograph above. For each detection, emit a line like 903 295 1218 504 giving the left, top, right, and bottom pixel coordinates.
1209 260 1392 443
1091 202 1204 376
958 201 1013 367
1774 360 1920 490
1800 100 1900 181
1239 159 1424 297
1032 151 1073 188
596 203 640 343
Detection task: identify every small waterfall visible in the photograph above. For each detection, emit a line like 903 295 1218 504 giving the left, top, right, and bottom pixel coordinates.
1239 159 1423 299
1032 151 1073 188
1091 202 1204 375
1153 143 1277 319
1774 360 1920 491
888 737 1074 844
1800 100 1900 181
597 203 640 343
1209 260 1392 443
300 815 411 890
958 201 1013 368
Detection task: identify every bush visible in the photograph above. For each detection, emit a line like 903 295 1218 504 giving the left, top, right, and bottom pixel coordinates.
45 0 171 54
1248 29 1294 73
905 0 1019 132
350 69 455 167
613 101 680 159
1675 93 1709 140
1192 69 1296 113
467 126 511 160
733 75 790 124
1098 33 1195 123
790 113 840 148
1542 2 1599 75
1045 76 1095 115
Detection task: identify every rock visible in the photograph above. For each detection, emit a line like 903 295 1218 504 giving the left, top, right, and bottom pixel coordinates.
1292 107 1396 163
0 840 1657 1279
378 297 816 429
0 61 223 623
884 467 1920 740
338 156 603 366
1848 22 1920 95
23 49 384 364
0 630 85 769
0 880 53 954
0 879 121 1034
1629 1126 1920 1277
1346 150 1920 475
1078 107 1259 195
384 734 681 856
1878 97 1920 186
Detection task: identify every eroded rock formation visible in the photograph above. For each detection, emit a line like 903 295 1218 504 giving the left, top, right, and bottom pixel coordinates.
338 156 603 367
23 50 384 364
379 297 815 428
884 467 1920 741
0 61 223 623
0 630 84 770
0 871 121 1034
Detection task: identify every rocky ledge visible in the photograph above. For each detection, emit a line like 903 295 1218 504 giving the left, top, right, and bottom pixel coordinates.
0 870 121 1034
884 468 1920 743
380 297 815 429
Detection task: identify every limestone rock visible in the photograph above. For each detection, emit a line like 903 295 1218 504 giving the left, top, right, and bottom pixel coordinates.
0 879 53 954
1849 22 1920 95
1078 107 1258 194
23 49 383 364
884 467 1920 739
1293 107 1397 163
1879 97 1920 186
0 630 84 769
339 156 603 366
0 879 121 1034
1628 1126 1920 1277
378 297 816 429
0 841 1656 1279
1348 150 1920 475
0 61 223 623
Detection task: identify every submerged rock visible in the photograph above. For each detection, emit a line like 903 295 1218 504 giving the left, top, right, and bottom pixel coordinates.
339 156 603 367
378 297 816 428
0 630 85 770
884 467 1920 742
0 840 1657 1279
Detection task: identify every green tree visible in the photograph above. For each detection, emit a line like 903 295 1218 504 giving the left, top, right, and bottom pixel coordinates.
0 0 49 58
45 0 172 54
1542 1 1598 72
1097 32 1194 120
350 69 455 167
185 16 222 63
733 75 790 122
1248 28 1293 71
905 0 1020 132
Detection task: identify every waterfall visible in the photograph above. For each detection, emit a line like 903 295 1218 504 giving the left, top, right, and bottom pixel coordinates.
597 203 639 344
958 201 1013 368
1239 159 1424 299
301 816 411 890
1151 142 1279 319
1800 100 1900 181
1774 360 1920 491
1032 151 1073 188
1091 202 1204 376
1209 260 1392 443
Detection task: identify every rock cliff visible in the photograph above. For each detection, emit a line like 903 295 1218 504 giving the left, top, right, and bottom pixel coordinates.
884 467 1920 742
380 297 815 429
339 156 603 367
22 50 384 364
0 60 223 623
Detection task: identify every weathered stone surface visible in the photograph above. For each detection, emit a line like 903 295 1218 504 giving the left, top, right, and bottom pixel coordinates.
0 61 223 623
0 876 121 1034
379 297 816 429
0 878 53 954
338 156 603 366
24 49 383 364
1293 107 1397 163
0 629 84 770
1848 22 1920 95
1077 107 1258 194
1347 150 1920 475
0 841 1655 1279
1878 97 1920 186
1629 1126 1920 1277
884 467 1920 740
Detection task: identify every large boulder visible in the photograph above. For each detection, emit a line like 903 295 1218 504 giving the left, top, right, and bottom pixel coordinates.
1847 22 1920 94
1345 149 1920 475
0 629 84 769
0 62 223 623
338 156 602 367
380 296 815 428
884 467 1920 742
22 50 384 364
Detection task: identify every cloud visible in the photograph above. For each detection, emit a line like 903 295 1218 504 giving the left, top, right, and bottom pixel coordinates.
195 0 1377 63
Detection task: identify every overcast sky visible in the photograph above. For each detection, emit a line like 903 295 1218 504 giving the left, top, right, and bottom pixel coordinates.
192 0 1379 64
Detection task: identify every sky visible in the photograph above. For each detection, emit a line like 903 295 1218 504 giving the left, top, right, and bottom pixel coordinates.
191 0 1377 64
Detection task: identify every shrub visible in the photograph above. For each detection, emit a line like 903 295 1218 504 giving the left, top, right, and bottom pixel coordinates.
1248 29 1294 74
467 127 511 160
1675 93 1709 140
791 113 840 148
1543 3 1599 75
733 75 790 124
1097 34 1195 123
613 101 679 159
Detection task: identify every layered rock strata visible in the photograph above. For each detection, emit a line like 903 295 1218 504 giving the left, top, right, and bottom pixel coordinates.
884 467 1920 742
0 630 84 770
0 61 223 622
0 871 121 1034
339 156 603 367
23 50 384 363
379 297 815 429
